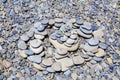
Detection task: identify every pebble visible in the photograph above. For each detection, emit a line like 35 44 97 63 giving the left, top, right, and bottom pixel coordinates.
72 55 85 65
25 50 34 56
54 18 63 23
83 43 98 52
37 24 46 32
56 48 68 55
2 0 7 3
107 58 112 64
70 34 77 40
32 63 45 71
80 26 92 35
87 38 99 46
77 29 92 38
18 41 27 50
42 58 53 66
26 31 34 38
30 39 42 48
98 43 108 50
51 62 61 71
92 29 104 39
71 73 78 80
30 45 43 54
95 48 106 57
64 70 71 76
20 34 29 41
28 55 41 63
93 57 102 62
66 38 75 45
50 34 57 40
76 18 84 25
46 67 55 73
56 58 73 71
19 50 27 58
2 60 11 68
41 19 49 25
60 35 68 42
49 19 55 25
57 38 63 44
34 34 44 40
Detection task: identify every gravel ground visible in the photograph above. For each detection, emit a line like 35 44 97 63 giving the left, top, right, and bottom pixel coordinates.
0 0 120 80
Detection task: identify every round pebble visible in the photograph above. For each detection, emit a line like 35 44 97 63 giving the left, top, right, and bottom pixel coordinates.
30 39 42 48
87 38 99 46
42 58 53 66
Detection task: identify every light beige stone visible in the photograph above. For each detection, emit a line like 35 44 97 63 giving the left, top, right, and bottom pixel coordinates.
32 63 45 71
72 55 85 65
51 62 61 71
95 48 106 57
49 38 79 51
42 58 53 66
71 73 78 80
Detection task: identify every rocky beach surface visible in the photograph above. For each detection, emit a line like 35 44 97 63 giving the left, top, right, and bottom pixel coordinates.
0 0 120 80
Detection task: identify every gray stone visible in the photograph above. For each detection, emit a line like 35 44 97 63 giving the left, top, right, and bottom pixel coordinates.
93 57 102 62
57 38 63 44
37 24 45 32
30 39 42 48
18 41 27 50
25 50 34 55
46 67 55 73
20 34 29 41
66 38 75 45
41 19 49 25
50 33 57 40
76 18 84 25
70 34 77 40
64 70 71 76
28 55 41 63
99 43 108 50
80 26 92 35
60 35 68 42
87 38 99 46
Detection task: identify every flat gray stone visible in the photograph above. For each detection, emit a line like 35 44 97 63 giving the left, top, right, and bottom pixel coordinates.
80 26 92 35
66 38 75 45
25 50 34 56
20 34 29 41
30 39 42 48
87 38 99 46
18 41 27 50
28 55 41 63
99 43 108 50
70 34 77 40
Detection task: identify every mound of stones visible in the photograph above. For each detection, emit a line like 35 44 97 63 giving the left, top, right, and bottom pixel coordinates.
49 26 79 51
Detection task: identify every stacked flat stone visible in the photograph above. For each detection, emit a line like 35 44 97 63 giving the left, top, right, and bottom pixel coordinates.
34 22 47 40
77 24 93 38
49 26 79 51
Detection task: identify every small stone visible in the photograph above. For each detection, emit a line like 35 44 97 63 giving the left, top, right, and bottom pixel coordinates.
20 34 29 41
80 26 92 35
50 34 57 40
28 55 41 63
51 62 61 71
53 52 67 59
83 43 98 52
19 50 27 58
30 39 42 48
41 19 49 25
87 38 99 46
66 38 75 45
76 18 84 25
107 58 112 64
18 41 27 50
77 29 92 38
34 34 44 40
71 73 78 80
95 48 106 57
70 34 77 40
2 0 7 3
93 57 102 62
92 29 104 39
99 43 108 50
25 50 34 56
32 63 45 71
86 52 95 56
30 46 43 54
72 55 85 65
81 25 92 30
42 58 53 66
57 38 63 44
46 67 55 73
26 31 34 38
56 58 73 71
60 35 68 42
2 60 11 68
64 70 71 76
49 19 55 25
56 48 68 55
35 30 47 35
54 18 63 23
37 24 46 32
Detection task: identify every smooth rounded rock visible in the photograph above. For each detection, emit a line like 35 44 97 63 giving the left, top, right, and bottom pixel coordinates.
95 48 106 57
87 38 99 46
42 58 53 66
51 62 61 71
72 55 85 65
25 50 34 56
66 38 75 45
60 35 68 42
18 41 27 50
98 43 108 50
34 34 45 40
70 34 77 40
30 45 43 54
28 55 41 63
80 26 92 35
30 39 42 48
46 67 55 73
56 48 68 55
37 24 46 32
20 34 29 41
32 63 45 71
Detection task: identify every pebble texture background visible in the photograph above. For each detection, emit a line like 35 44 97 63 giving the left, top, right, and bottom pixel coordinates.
0 0 120 80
